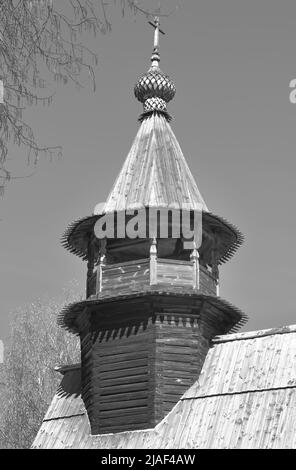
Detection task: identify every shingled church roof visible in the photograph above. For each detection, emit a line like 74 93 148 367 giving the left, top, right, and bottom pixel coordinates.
32 324 296 449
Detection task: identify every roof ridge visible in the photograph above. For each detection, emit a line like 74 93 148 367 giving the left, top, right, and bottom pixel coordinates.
182 383 296 402
213 323 296 344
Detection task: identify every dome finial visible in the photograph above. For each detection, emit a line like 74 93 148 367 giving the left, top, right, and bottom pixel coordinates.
134 17 176 121
148 16 164 67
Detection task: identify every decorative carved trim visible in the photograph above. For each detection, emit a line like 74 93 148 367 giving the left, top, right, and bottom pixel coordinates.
154 312 200 326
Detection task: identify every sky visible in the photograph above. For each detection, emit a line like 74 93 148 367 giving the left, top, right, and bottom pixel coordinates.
1 0 296 343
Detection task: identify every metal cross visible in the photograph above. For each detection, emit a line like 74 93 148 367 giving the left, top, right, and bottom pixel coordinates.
148 16 165 50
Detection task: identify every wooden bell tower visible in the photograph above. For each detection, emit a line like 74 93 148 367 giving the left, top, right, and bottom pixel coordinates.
60 18 246 435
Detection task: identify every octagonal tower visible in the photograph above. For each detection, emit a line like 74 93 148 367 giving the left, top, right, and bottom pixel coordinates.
59 18 247 435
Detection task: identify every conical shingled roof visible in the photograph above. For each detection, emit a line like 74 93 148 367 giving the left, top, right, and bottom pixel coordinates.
101 113 208 214
61 19 244 263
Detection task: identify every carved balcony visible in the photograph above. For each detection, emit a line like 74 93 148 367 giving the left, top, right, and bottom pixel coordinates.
87 258 218 299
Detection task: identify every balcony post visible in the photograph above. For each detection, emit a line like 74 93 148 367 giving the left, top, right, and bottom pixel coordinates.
212 236 220 296
96 238 106 295
86 236 94 298
150 238 157 285
190 242 200 290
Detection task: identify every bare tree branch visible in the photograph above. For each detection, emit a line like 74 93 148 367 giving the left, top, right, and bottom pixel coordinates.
0 0 178 194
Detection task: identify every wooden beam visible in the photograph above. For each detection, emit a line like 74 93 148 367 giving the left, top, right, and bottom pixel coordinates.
150 238 157 285
190 242 200 290
96 238 106 294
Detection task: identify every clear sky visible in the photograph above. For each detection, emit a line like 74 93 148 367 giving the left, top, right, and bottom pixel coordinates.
1 0 296 341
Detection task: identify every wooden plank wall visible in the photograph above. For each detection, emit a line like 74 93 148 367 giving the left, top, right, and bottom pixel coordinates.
79 310 95 427
80 304 214 434
90 319 154 434
157 259 193 287
154 316 210 425
101 259 150 296
87 272 97 298
199 265 216 295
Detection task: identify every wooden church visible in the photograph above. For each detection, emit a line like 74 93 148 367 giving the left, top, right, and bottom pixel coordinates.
33 19 296 449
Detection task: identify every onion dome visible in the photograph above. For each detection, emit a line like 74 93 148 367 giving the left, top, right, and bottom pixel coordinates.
134 66 176 113
134 18 176 119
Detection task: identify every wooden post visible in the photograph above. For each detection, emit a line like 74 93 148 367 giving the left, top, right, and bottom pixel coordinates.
150 238 157 285
96 238 106 295
212 235 220 296
190 242 200 290
86 236 94 298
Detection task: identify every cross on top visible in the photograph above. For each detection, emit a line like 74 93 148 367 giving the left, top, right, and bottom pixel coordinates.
148 16 165 51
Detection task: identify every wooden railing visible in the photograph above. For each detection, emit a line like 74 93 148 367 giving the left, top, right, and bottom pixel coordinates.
101 259 150 296
156 259 194 288
87 257 218 298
